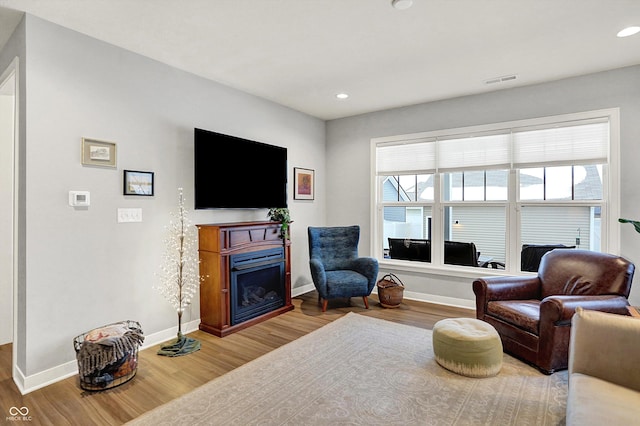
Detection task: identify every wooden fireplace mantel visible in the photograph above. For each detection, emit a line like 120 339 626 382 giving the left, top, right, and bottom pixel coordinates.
197 221 293 337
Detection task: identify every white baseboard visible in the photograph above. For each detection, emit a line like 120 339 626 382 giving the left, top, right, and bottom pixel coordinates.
140 319 201 351
384 289 475 310
292 283 315 298
14 358 78 395
296 286 475 310
14 319 202 395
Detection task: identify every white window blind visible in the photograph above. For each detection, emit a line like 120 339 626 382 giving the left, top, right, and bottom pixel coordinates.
376 118 609 174
376 139 436 175
437 132 511 172
512 120 609 168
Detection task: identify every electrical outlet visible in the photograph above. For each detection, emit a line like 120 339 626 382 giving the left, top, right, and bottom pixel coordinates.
575 237 580 245
117 208 142 223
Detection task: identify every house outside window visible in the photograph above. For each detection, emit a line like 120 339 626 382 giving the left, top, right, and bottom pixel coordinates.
372 109 618 274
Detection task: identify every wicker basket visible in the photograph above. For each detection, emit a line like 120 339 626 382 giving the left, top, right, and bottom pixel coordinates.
73 320 143 391
377 273 405 308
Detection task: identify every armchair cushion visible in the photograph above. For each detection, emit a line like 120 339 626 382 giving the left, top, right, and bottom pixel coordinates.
570 307 640 391
325 271 369 297
567 374 640 426
567 308 640 425
309 226 360 271
487 300 540 334
538 249 633 297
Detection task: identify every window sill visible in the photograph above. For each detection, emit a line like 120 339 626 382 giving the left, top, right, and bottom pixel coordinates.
378 258 527 280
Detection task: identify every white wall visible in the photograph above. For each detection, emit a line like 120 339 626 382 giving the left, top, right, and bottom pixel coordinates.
13 14 324 384
326 65 640 307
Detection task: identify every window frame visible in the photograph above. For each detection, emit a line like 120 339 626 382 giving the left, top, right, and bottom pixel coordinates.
370 108 620 277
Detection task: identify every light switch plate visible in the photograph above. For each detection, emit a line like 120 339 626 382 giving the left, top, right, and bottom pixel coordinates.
117 208 142 223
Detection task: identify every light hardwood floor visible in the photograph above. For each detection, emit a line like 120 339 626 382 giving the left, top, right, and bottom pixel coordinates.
0 292 474 426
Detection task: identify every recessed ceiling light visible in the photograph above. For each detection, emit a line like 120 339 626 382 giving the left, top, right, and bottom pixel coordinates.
336 93 349 100
617 26 640 37
391 0 413 10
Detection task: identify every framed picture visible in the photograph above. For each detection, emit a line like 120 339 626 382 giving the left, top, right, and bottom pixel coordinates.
294 167 314 200
81 138 117 168
123 170 154 196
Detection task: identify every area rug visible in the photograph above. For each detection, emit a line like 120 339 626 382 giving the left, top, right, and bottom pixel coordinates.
128 313 567 425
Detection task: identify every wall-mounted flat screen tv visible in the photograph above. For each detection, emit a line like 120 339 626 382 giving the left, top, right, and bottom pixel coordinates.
194 128 288 209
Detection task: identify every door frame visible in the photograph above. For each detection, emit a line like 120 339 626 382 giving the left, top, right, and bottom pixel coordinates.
0 56 20 384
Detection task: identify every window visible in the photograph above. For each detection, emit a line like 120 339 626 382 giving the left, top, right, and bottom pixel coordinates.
373 109 618 273
519 165 603 201
445 170 508 201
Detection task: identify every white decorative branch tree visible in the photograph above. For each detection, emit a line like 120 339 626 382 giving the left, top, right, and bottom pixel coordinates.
156 188 203 356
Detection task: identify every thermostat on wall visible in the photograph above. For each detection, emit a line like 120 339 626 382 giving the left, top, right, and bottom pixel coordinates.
69 191 90 207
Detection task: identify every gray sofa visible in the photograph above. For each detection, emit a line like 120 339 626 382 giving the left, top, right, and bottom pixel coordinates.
567 307 640 425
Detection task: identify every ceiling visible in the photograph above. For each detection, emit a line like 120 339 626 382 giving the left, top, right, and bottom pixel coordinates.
0 0 639 120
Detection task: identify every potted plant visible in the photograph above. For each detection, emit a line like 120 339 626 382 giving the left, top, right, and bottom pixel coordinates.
268 207 292 239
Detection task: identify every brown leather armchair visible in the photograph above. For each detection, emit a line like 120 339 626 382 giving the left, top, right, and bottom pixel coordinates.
473 249 635 374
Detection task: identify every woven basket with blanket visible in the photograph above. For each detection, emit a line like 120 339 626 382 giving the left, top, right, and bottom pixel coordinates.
73 320 144 391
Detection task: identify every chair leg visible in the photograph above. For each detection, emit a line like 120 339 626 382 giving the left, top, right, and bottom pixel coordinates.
321 299 328 312
362 296 369 309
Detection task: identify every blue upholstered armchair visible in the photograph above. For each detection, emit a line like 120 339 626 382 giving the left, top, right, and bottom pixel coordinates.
308 226 379 312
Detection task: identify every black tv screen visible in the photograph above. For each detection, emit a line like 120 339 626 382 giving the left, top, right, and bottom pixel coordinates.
194 128 288 209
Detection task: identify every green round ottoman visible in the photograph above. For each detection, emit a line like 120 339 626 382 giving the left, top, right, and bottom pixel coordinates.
432 318 503 378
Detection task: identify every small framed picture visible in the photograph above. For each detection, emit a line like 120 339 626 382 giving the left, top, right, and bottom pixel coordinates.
294 167 314 200
81 138 117 168
123 170 154 196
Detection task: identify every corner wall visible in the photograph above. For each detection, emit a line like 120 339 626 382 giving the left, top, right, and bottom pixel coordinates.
326 65 640 307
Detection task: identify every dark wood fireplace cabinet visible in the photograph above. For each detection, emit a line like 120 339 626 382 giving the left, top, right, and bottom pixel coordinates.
197 221 293 337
